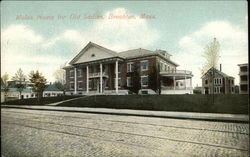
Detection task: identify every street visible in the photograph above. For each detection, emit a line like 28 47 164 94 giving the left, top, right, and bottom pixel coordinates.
1 108 249 157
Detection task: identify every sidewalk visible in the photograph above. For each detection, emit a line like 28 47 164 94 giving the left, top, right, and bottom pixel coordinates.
1 105 248 123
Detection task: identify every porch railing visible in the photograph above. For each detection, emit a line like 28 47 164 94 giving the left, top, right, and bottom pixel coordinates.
161 86 193 90
89 72 108 78
160 70 192 75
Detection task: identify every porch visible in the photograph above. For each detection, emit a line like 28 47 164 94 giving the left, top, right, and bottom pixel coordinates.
160 70 193 94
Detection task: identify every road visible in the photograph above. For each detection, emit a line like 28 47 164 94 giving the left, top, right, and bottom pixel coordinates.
1 108 249 157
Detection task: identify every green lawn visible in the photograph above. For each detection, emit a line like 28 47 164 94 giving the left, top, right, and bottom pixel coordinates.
57 94 248 114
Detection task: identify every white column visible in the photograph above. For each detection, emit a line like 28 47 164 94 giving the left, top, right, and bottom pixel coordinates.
100 63 103 94
173 76 176 90
190 77 192 93
115 60 119 94
86 66 89 94
185 76 187 90
74 67 77 94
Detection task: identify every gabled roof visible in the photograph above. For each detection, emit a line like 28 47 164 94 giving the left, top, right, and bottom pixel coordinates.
69 41 118 65
44 84 62 91
7 88 33 93
202 67 234 78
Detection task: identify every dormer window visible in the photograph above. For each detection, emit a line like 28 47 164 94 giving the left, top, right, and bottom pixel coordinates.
91 53 95 57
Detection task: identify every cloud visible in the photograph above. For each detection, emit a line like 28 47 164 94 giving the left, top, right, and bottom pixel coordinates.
1 24 65 82
42 8 160 51
1 8 160 82
173 20 248 86
2 24 43 44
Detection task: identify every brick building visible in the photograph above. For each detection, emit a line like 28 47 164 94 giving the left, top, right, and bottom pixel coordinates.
201 66 235 94
238 63 248 94
64 42 193 95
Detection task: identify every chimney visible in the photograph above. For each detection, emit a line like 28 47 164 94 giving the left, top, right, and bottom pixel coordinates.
220 64 222 72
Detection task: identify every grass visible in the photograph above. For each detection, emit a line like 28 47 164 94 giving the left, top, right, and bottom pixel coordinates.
1 96 80 105
57 94 248 114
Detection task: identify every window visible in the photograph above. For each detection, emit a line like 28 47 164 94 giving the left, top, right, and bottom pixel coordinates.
115 64 122 73
77 69 83 77
164 64 167 71
232 87 234 92
78 81 83 89
214 87 217 93
114 78 121 88
70 82 74 90
141 76 148 87
70 70 74 78
232 80 234 85
127 77 132 87
219 78 222 84
89 80 93 89
141 60 148 71
205 80 208 84
168 66 170 72
127 63 134 72
91 53 95 57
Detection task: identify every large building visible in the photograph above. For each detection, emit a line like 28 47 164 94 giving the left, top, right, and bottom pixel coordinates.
64 42 193 95
201 66 235 94
238 63 248 94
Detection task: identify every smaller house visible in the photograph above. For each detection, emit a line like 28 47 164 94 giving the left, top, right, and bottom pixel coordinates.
43 84 63 97
201 66 235 94
1 87 36 102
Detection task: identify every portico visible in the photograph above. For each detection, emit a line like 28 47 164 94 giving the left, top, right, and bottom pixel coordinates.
73 57 123 95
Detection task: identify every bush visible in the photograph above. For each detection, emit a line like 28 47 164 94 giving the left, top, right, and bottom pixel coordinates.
58 94 248 114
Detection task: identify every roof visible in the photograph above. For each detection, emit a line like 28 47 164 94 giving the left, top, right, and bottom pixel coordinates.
44 84 62 91
238 63 248 67
69 41 118 65
118 48 179 66
202 67 234 78
65 41 178 67
7 88 33 93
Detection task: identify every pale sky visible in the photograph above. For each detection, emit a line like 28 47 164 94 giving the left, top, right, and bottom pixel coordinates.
1 1 248 86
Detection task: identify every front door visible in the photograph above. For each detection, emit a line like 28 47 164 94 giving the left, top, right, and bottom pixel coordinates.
205 87 209 94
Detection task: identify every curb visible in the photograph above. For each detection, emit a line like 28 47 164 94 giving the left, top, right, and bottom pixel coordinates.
1 105 249 123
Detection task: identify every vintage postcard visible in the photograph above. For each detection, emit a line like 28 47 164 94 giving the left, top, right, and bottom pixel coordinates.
1 1 248 157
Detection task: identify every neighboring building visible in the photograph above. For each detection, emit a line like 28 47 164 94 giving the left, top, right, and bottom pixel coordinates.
64 41 193 95
3 88 36 101
43 84 63 97
202 66 235 94
238 63 248 94
1 86 5 103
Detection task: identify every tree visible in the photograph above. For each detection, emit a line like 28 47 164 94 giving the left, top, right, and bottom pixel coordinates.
53 66 66 95
201 38 220 103
29 70 47 102
1 73 9 102
130 64 141 94
12 68 26 99
201 38 220 74
149 66 157 92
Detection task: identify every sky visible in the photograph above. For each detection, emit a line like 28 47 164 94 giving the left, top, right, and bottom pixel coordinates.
1 1 248 86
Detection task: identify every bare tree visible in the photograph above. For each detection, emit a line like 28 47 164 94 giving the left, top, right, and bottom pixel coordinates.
53 65 66 94
1 73 9 102
201 38 220 74
12 68 26 99
53 67 66 85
